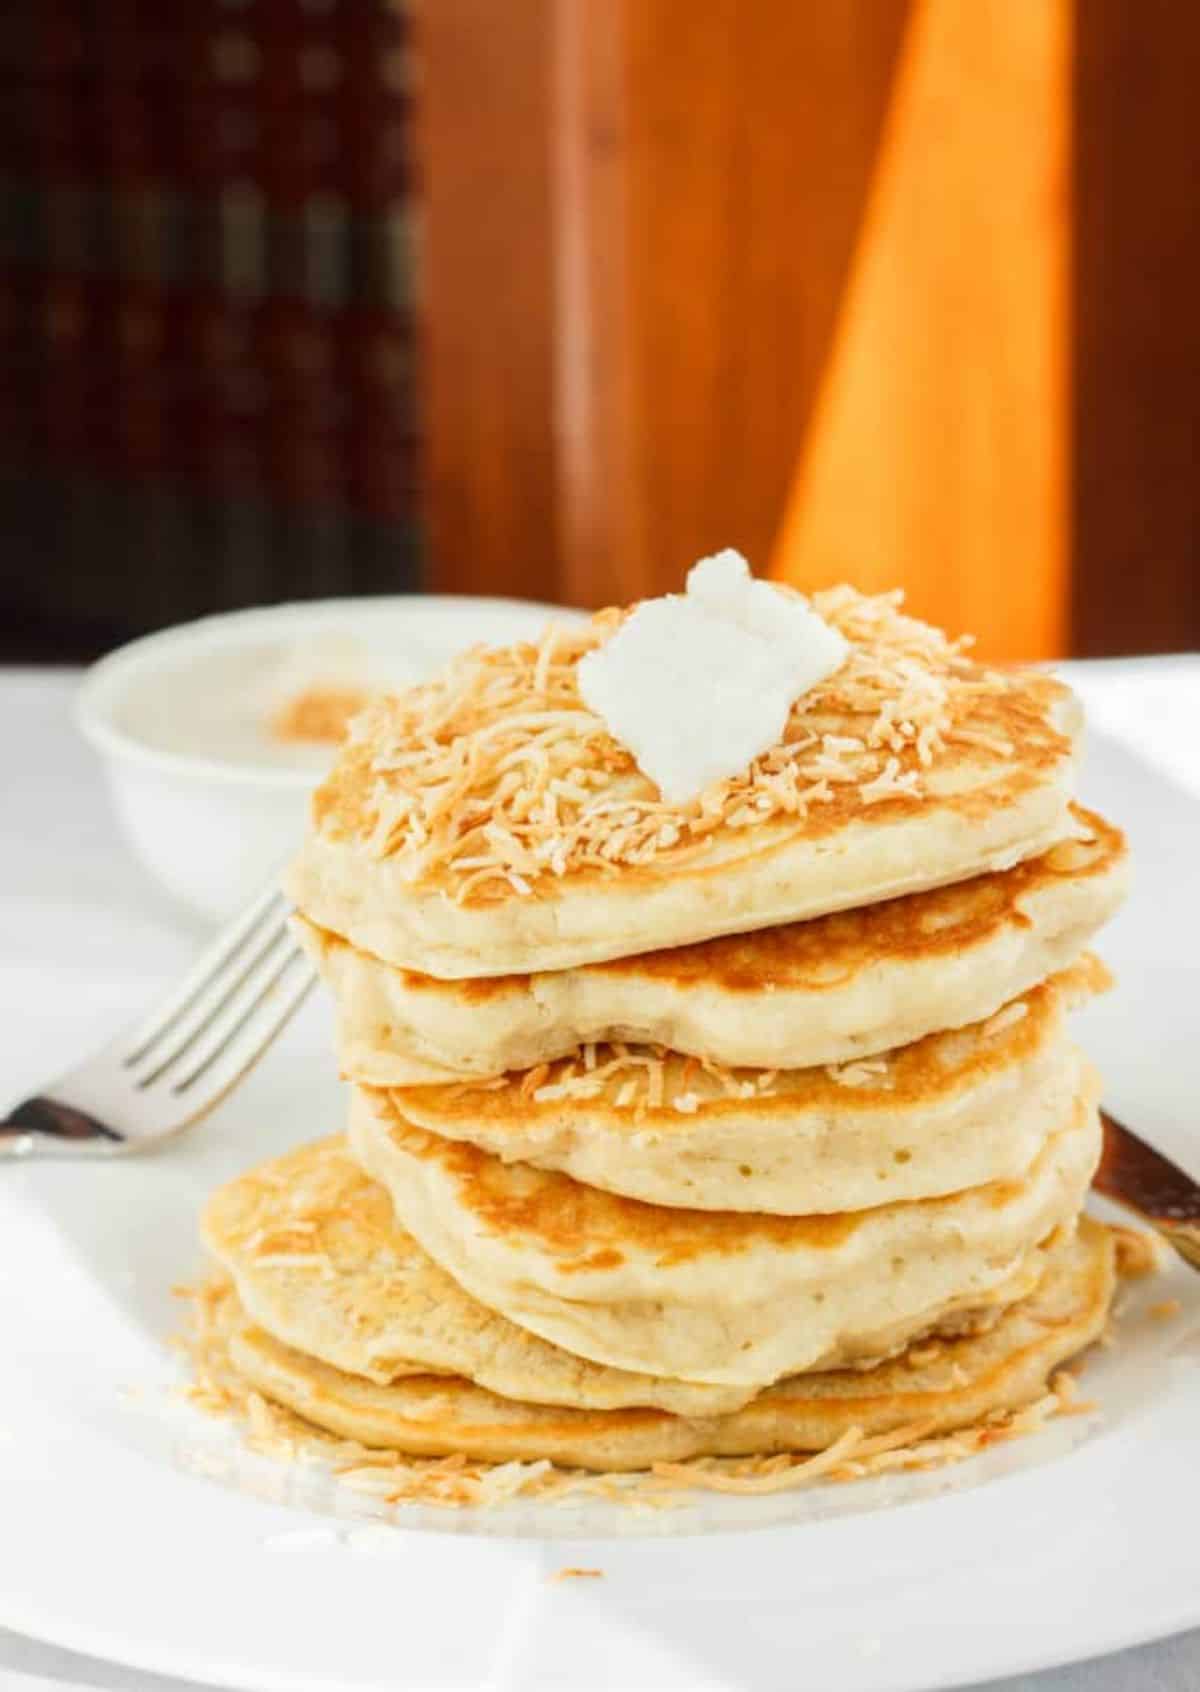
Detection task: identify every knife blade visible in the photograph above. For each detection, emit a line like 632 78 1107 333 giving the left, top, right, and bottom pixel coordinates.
1095 1110 1200 1271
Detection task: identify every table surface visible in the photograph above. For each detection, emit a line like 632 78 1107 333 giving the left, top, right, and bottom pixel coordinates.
3 657 1199 1692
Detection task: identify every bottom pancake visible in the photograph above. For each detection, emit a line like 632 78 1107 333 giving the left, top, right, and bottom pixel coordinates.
200 1136 1046 1417
210 1220 1114 1473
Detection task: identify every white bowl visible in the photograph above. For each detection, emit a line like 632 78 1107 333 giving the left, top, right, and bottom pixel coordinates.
77 595 581 922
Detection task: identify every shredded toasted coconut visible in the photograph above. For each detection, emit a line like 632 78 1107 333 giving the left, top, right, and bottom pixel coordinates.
858 758 922 805
825 1057 892 1089
1109 1225 1170 1279
517 1045 776 1111
173 1277 1107 1517
981 1002 1030 1038
271 684 372 745
945 726 1015 758
318 587 1035 901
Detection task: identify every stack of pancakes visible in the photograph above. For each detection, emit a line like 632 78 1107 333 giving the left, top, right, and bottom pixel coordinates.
201 587 1131 1477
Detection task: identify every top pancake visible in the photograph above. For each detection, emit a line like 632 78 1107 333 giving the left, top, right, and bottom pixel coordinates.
287 587 1081 977
298 807 1125 1083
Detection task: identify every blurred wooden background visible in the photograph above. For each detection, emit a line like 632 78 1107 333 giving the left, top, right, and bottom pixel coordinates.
422 0 1199 659
0 2 1195 660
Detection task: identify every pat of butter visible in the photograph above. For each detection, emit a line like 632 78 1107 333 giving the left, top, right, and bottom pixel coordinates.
577 550 847 802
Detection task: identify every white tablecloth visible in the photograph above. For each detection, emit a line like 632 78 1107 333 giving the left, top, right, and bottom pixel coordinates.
3 658 1199 1692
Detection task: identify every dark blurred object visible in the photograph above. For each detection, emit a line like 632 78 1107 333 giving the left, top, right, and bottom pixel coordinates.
1072 0 1200 656
0 0 420 662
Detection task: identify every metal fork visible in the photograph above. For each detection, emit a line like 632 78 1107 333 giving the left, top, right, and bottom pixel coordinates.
1 883 316 1158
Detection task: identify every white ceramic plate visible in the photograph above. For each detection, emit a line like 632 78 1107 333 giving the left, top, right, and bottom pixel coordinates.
2 727 1198 1692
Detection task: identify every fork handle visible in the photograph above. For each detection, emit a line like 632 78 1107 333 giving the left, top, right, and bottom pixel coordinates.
1 1095 123 1158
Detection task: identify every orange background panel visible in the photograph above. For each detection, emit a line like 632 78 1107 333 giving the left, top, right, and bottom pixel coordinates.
420 0 1197 659
769 0 1070 660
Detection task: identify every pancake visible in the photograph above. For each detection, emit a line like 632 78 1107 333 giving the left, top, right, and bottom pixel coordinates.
297 809 1125 1084
204 1137 1046 1413
202 1137 752 1415
369 959 1107 1215
212 1221 1115 1472
286 588 1081 978
348 1074 1102 1387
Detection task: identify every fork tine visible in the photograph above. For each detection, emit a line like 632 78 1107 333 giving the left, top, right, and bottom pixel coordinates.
3 867 317 1159
170 950 315 1108
124 883 287 1066
130 913 293 1086
144 929 300 1093
166 937 306 1093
